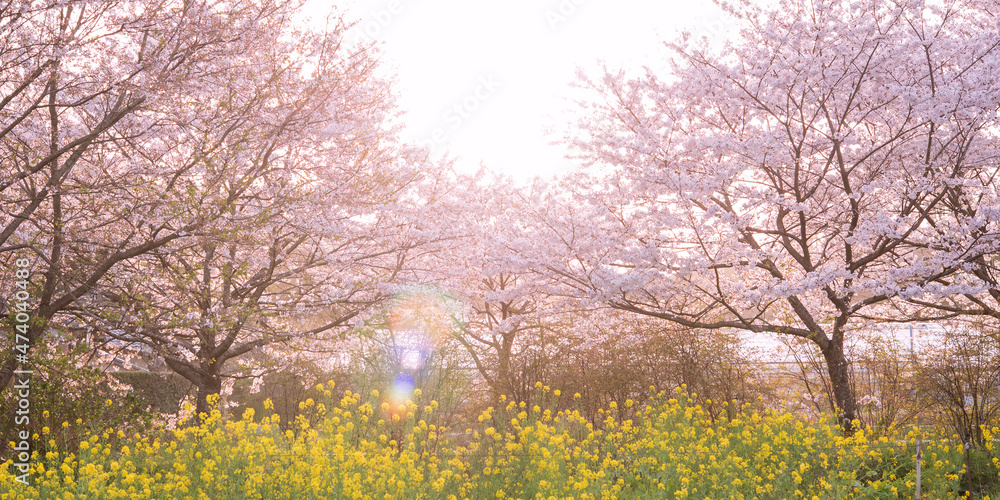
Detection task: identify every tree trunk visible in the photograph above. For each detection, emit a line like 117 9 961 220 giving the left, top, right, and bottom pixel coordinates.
195 374 223 419
0 321 47 400
822 339 858 432
0 355 20 398
495 332 515 404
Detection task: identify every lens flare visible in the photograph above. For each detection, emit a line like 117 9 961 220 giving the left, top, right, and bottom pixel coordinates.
392 373 416 401
380 284 464 404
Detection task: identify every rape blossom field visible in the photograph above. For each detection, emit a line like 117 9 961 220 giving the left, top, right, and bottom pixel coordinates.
0 385 992 499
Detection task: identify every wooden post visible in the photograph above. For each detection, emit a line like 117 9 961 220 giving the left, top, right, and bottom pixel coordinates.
966 440 973 498
915 438 922 500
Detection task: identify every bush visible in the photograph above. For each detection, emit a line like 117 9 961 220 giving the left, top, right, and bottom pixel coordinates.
0 343 154 460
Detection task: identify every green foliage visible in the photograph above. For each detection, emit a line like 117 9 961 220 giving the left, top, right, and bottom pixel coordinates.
0 343 154 459
110 371 192 414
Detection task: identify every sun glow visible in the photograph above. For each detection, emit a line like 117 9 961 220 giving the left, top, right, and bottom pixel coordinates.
332 0 732 183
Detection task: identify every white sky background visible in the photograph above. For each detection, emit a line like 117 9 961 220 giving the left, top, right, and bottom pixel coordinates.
330 0 736 184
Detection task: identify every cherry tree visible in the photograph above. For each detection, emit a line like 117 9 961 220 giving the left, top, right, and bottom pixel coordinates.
69 16 431 415
0 0 346 393
538 0 1000 426
400 170 593 405
0 0 435 418
443 176 552 403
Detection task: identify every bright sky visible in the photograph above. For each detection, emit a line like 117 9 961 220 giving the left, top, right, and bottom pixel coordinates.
338 0 735 183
